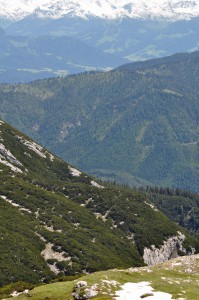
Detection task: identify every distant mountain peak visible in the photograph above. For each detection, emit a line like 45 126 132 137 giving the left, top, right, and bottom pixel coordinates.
1 0 199 21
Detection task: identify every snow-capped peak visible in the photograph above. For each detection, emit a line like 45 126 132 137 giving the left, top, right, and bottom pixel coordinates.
1 0 199 21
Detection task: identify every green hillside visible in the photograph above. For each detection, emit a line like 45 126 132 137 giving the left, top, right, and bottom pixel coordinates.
0 51 198 191
144 187 199 236
0 119 198 288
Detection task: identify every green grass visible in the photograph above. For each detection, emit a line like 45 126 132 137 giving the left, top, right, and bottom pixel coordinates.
4 258 199 300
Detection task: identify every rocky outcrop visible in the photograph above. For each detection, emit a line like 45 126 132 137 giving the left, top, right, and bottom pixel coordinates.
0 143 22 166
72 281 98 300
143 232 187 266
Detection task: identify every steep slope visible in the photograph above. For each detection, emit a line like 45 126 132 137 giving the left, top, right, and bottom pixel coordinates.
144 187 199 236
0 120 141 286
0 51 198 191
0 119 198 287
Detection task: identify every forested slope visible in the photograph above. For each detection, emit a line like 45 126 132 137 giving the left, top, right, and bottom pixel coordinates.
0 51 198 191
0 119 198 287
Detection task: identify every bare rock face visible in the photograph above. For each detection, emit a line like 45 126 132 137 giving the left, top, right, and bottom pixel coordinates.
72 281 88 300
0 143 22 166
143 232 187 266
72 281 98 300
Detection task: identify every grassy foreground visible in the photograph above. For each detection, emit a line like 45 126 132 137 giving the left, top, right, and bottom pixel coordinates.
3 254 199 300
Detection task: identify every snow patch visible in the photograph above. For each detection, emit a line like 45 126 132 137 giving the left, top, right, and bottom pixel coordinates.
10 289 30 298
48 153 55 161
114 281 173 300
10 291 22 297
2 0 199 21
91 180 104 189
19 207 32 213
0 143 23 166
0 155 23 173
144 201 158 211
69 166 81 176
1 195 20 207
16 135 46 158
0 195 32 213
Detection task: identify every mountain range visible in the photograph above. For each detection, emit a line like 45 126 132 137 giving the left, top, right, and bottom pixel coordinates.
0 51 198 192
0 1 199 83
1 0 199 21
1 118 198 289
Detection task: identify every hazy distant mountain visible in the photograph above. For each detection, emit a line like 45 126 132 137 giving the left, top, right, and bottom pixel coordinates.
1 0 199 21
0 1 199 83
0 34 125 83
